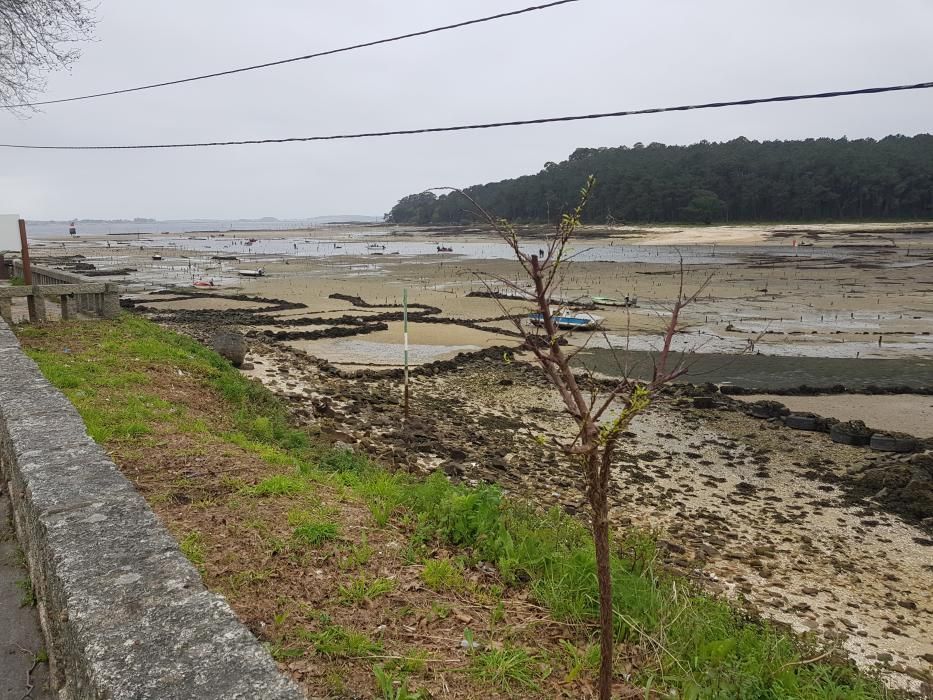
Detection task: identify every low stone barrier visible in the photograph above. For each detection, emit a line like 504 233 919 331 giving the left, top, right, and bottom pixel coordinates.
7 261 121 322
0 317 304 699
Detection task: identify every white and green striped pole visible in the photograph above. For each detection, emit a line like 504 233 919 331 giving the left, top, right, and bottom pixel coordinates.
403 287 410 419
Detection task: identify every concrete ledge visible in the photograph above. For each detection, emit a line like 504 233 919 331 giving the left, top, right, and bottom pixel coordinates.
0 283 113 298
0 318 304 699
11 262 89 286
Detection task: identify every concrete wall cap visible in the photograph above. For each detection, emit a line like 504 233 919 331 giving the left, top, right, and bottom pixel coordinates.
0 317 305 699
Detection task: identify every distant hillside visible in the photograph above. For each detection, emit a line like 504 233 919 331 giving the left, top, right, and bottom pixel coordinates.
387 135 933 225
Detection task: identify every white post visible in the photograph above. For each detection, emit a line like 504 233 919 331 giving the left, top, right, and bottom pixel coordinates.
403 287 409 418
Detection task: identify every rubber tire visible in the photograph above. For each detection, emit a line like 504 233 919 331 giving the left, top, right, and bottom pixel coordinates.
749 405 773 419
784 414 818 431
869 434 917 453
830 424 871 446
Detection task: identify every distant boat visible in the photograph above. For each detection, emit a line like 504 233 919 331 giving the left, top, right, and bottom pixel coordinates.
367 243 386 249
798 241 814 247
528 312 603 330
592 295 637 307
192 280 214 288
437 245 453 252
151 254 163 261
238 268 265 277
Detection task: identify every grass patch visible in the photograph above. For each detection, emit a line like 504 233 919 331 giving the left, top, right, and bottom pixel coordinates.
339 537 374 570
246 474 308 497
373 664 425 700
20 317 891 700
302 624 382 658
292 520 339 547
179 531 205 570
470 647 550 692
556 639 600 683
420 558 466 592
338 575 394 605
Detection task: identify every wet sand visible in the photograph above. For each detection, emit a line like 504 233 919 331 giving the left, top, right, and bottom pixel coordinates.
30 222 933 429
735 394 933 437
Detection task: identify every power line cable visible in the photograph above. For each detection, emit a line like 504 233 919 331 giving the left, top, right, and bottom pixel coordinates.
2 80 932 150
4 0 581 109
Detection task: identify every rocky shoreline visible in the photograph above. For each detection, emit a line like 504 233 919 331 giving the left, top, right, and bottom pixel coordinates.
125 290 933 693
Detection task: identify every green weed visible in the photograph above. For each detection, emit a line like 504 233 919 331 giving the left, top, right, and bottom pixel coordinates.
339 537 374 570
179 532 206 570
421 558 466 592
373 664 424 700
302 624 381 658
226 568 271 591
338 575 395 605
429 602 450 620
470 646 549 692
268 643 303 661
16 579 36 607
246 474 307 497
557 639 599 683
292 520 339 546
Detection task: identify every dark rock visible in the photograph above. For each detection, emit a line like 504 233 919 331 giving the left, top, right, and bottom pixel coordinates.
212 331 248 367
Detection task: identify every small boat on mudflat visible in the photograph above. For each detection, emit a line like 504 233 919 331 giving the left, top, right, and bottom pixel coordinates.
238 268 265 277
528 312 603 330
592 295 637 307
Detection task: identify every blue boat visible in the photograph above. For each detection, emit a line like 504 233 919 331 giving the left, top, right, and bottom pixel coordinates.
528 312 602 330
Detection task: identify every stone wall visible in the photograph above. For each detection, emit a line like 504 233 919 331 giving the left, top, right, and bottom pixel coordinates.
0 317 304 699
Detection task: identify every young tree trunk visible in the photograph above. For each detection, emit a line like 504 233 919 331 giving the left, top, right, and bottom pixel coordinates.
445 176 710 700
588 457 614 700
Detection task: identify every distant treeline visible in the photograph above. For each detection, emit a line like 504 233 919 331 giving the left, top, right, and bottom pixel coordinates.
386 135 933 225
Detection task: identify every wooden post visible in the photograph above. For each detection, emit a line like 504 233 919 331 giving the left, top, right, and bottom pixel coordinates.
19 219 38 323
19 219 31 285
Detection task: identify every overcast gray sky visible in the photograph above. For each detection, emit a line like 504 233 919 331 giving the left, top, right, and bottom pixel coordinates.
2 0 932 220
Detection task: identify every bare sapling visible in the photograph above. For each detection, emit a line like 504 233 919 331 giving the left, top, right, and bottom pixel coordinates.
439 176 711 700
